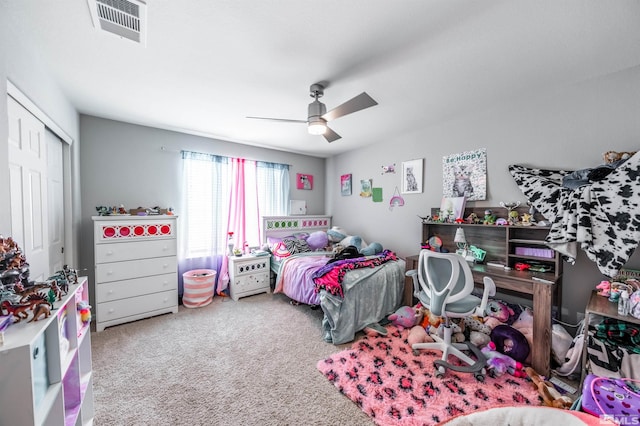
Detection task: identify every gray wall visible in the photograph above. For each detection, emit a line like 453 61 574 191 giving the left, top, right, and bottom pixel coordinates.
326 65 640 322
78 116 326 290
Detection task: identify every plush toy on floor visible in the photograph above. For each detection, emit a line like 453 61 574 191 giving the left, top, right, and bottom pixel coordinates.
435 320 465 343
416 304 443 329
388 306 423 331
525 367 573 409
407 325 434 353
486 299 516 323
481 341 526 378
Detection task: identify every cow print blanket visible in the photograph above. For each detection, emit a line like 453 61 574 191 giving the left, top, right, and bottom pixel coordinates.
509 152 640 278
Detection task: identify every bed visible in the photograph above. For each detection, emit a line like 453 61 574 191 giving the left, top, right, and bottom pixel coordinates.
262 215 406 344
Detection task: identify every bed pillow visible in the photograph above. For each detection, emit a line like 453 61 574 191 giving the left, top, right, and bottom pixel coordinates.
306 231 328 251
267 236 291 251
282 237 311 255
271 241 292 260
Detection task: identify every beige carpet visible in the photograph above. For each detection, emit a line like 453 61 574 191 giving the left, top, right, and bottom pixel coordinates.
91 293 373 425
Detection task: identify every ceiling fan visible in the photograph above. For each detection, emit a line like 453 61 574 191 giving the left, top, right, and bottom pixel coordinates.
247 83 378 143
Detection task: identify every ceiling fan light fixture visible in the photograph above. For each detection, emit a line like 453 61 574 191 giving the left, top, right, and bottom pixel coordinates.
308 119 327 135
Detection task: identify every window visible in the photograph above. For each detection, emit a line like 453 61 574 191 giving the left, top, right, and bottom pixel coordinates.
180 151 289 259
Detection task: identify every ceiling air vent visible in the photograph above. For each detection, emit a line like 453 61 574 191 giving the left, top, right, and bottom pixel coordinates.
87 0 147 45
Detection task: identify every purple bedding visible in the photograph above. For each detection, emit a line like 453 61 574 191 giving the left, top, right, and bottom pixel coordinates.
273 252 332 305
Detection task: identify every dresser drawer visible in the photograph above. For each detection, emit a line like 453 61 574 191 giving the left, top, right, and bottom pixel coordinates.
97 290 177 322
95 239 176 263
95 273 177 302
95 256 177 283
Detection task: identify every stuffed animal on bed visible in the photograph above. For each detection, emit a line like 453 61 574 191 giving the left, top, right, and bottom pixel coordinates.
328 226 384 255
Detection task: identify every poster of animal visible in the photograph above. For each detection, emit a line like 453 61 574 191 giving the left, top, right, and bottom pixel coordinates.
401 159 423 194
442 148 487 201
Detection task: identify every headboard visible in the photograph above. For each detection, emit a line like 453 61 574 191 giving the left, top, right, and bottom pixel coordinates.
262 215 332 242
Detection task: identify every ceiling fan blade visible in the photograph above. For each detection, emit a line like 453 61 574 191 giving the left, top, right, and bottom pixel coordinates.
323 126 341 143
246 116 307 124
322 92 378 122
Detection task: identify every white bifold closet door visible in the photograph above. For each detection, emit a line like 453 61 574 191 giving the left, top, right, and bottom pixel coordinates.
7 96 64 281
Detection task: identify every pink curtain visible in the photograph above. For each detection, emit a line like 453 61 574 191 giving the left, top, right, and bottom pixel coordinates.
217 159 259 295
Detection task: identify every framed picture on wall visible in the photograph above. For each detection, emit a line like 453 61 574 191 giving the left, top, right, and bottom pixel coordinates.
401 159 423 194
296 173 313 190
360 179 372 197
340 174 352 196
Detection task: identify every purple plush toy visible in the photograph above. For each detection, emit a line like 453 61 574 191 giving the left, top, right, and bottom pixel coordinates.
388 306 423 331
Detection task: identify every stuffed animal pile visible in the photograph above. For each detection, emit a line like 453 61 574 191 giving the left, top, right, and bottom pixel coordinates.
394 299 536 378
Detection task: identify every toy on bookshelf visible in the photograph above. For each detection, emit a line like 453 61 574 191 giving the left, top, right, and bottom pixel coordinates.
1 235 80 323
78 301 91 325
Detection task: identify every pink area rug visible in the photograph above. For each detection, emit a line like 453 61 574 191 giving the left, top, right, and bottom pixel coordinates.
317 325 542 425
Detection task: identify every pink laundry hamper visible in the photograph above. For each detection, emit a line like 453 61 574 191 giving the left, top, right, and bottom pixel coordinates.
182 269 216 308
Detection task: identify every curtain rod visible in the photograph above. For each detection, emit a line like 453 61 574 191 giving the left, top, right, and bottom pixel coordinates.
161 146 291 167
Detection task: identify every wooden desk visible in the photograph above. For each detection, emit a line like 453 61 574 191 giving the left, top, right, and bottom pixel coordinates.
405 253 559 376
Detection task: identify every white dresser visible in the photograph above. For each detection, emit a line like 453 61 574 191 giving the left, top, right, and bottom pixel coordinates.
92 215 179 332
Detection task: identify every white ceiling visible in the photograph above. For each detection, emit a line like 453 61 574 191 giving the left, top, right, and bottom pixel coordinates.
6 1 640 158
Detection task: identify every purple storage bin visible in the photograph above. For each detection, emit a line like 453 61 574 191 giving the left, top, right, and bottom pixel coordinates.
515 247 554 258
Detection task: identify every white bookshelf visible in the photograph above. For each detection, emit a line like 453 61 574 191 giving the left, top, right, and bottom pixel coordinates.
0 277 94 426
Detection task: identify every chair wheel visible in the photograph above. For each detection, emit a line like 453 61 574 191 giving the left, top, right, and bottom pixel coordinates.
412 349 420 356
434 364 445 378
474 373 485 382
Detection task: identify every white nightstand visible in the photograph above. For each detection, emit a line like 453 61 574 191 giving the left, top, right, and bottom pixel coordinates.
228 254 271 301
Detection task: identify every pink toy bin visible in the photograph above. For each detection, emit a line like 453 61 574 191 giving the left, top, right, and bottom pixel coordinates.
182 269 216 308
